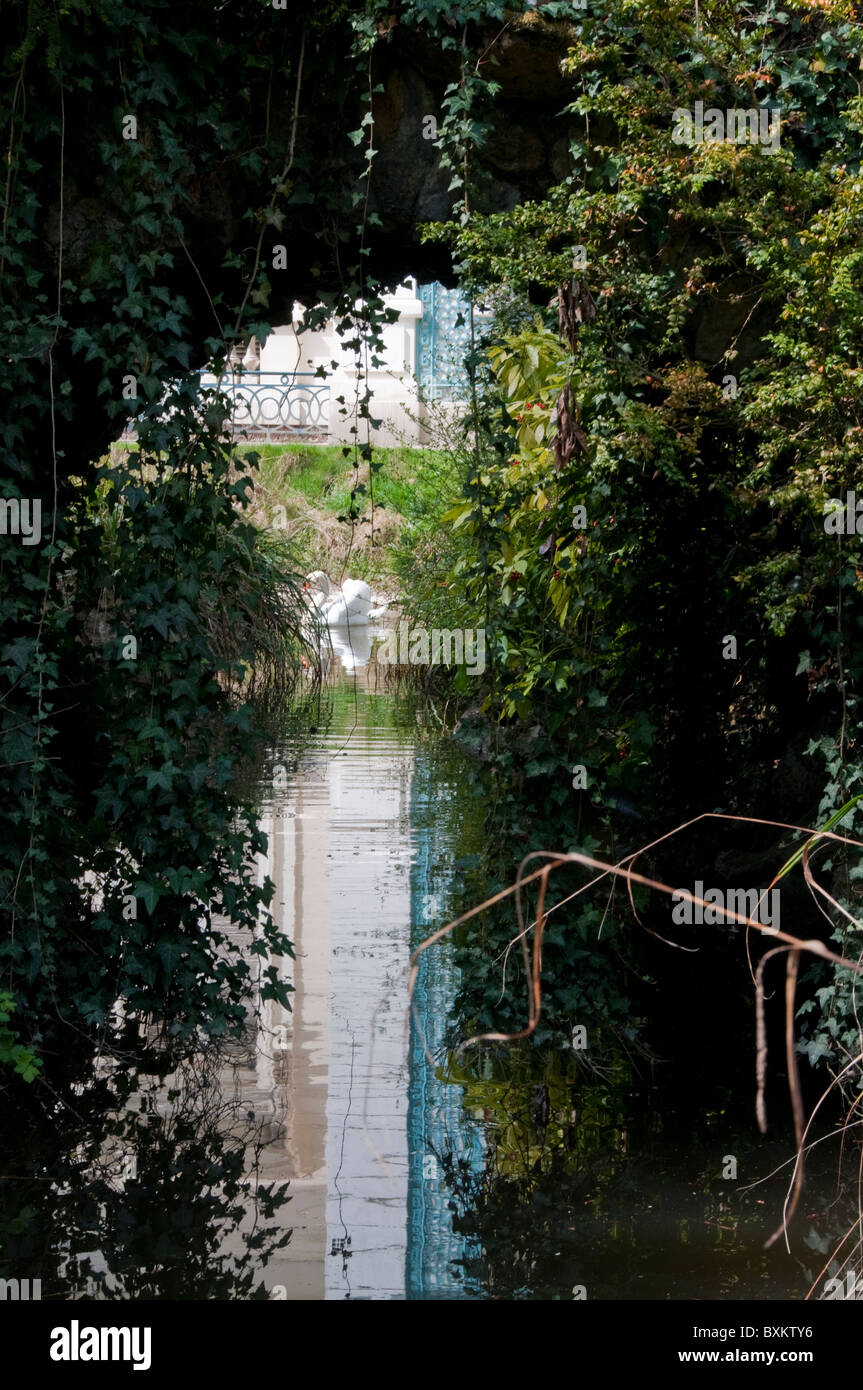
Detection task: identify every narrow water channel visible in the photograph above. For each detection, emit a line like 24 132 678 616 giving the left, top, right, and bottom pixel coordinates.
251 636 484 1300
240 634 850 1302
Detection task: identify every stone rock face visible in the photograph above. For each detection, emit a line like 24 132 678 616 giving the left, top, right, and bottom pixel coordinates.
354 28 582 291
369 67 454 232
690 274 773 373
483 123 545 176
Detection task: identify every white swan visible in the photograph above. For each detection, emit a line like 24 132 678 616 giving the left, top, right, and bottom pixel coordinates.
302 572 390 630
328 624 374 672
322 577 372 627
302 570 332 613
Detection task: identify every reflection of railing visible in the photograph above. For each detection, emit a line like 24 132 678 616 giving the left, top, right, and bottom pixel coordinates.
200 372 329 439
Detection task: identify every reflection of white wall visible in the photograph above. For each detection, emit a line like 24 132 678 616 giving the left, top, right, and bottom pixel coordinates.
256 801 331 1300
322 733 413 1301
259 282 427 447
244 661 416 1301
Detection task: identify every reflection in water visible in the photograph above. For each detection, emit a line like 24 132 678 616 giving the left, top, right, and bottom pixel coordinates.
257 629 484 1298
252 629 855 1301
407 753 485 1300
325 622 378 673
2 624 856 1301
438 1058 839 1301
0 1047 292 1299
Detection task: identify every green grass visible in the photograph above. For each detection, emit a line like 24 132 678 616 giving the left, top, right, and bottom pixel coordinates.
241 443 454 517
236 444 462 583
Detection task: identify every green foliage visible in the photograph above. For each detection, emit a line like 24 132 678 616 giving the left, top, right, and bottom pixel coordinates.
0 0 375 1093
1 397 305 1066
424 0 863 782
0 992 41 1083
395 0 863 1077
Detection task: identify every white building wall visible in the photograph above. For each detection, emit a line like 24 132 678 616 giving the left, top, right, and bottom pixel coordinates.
259 282 427 448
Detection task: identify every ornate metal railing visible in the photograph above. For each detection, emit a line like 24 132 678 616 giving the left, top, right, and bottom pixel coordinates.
199 371 329 439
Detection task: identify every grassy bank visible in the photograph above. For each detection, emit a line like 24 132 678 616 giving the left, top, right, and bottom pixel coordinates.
238 443 460 589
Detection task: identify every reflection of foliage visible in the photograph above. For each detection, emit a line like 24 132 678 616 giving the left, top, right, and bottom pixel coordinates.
443 1156 600 1302
438 1072 851 1301
437 1055 628 1300
0 1047 291 1300
442 1144 809 1302
446 1046 631 1183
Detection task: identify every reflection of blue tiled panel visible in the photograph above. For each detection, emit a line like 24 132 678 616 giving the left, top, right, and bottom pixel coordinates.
406 756 485 1300
416 283 472 402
